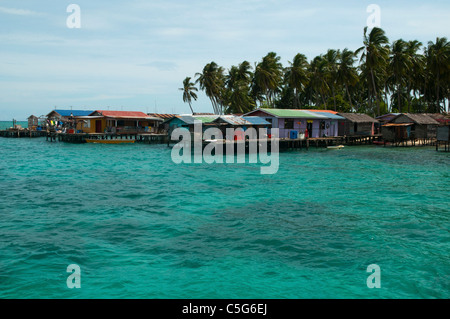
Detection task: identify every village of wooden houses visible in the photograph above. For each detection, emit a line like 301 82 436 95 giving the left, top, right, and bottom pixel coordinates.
1 108 449 152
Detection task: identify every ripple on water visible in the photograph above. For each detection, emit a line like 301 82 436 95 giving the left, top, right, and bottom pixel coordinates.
0 140 449 298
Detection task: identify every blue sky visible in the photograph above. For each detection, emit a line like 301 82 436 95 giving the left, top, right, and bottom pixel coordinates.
0 0 449 120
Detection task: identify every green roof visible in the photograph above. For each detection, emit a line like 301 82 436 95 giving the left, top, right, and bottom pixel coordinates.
260 108 324 118
193 116 217 123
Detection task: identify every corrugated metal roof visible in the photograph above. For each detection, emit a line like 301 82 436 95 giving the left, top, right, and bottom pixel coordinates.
241 116 271 125
163 115 218 125
259 108 328 119
213 116 249 125
91 110 162 120
147 113 177 119
213 115 270 126
306 109 339 114
310 112 346 120
48 110 94 117
178 116 196 124
193 115 218 123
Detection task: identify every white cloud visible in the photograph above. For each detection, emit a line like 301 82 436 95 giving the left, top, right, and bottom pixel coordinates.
0 6 42 16
0 0 449 119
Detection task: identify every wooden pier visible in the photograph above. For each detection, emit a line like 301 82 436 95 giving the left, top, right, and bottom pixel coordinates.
45 132 168 144
273 135 380 150
436 140 450 152
0 129 47 138
436 126 450 152
383 138 437 147
167 134 383 153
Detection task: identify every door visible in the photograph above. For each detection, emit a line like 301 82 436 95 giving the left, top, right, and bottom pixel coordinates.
307 122 313 138
95 120 102 133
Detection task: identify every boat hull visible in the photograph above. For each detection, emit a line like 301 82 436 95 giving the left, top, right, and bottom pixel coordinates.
327 145 344 149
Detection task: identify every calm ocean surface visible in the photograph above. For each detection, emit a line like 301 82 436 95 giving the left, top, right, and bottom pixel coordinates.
0 137 448 299
0 121 28 130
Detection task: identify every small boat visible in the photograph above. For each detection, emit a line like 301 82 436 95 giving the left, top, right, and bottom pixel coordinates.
327 145 344 149
85 139 135 144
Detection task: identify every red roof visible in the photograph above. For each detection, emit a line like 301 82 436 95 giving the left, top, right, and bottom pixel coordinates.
91 110 152 119
147 113 177 119
305 109 338 114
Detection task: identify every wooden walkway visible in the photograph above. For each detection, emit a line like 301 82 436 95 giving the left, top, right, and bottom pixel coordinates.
0 129 46 138
279 134 381 150
46 132 168 144
382 138 437 147
436 140 450 152
167 134 383 152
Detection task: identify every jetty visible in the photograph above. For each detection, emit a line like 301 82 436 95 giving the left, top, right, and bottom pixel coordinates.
167 134 382 152
279 134 381 149
436 126 450 152
46 131 168 144
0 129 47 138
2 109 448 154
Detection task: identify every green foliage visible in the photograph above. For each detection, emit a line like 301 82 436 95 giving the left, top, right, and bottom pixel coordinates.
185 28 450 115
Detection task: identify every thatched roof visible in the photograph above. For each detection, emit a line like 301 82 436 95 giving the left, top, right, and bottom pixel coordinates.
423 113 450 124
392 113 440 125
337 113 378 123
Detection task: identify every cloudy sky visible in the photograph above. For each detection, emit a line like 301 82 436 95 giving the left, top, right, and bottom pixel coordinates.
0 0 449 120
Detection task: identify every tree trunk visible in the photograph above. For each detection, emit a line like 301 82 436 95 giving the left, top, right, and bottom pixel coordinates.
370 69 380 116
332 85 336 111
345 84 354 111
436 72 440 113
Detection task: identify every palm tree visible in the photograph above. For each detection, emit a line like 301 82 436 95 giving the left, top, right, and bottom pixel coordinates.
336 48 359 111
284 53 309 108
356 27 390 116
179 77 198 114
195 62 225 114
324 49 339 110
405 40 423 112
425 37 450 112
388 39 409 112
235 61 253 84
308 55 329 107
253 52 283 107
224 61 255 114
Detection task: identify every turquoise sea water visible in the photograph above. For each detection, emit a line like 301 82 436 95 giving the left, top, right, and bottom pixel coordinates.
0 137 449 299
0 121 28 130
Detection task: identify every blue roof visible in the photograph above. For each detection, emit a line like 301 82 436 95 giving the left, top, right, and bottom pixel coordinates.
54 110 94 117
175 116 196 125
312 112 346 120
241 116 271 125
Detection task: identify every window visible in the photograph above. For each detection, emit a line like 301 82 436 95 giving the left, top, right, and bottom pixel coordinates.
284 119 294 129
